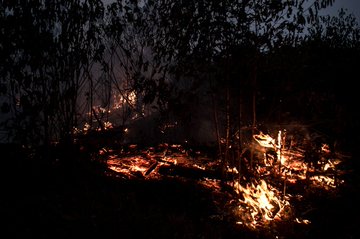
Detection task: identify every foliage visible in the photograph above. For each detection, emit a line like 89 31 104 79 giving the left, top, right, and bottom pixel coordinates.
0 0 105 145
1 0 358 157
307 8 360 48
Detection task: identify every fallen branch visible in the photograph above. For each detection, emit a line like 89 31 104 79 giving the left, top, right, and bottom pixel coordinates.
144 161 159 176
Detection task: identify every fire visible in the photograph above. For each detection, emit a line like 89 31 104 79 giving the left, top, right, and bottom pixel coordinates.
234 179 285 226
253 132 276 148
254 130 286 164
98 124 348 234
310 175 341 189
234 128 347 229
83 122 91 132
252 130 344 188
128 91 136 106
103 121 113 130
113 91 137 109
107 156 156 178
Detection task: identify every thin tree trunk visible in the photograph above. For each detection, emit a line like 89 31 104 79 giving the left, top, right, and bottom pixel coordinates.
90 71 94 129
211 93 222 161
238 93 242 183
224 86 230 180
250 61 257 169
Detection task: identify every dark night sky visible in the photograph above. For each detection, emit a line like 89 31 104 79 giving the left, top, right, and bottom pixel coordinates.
321 0 360 21
102 0 360 23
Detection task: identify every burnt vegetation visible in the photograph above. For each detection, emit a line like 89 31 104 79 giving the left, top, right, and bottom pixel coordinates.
1 0 360 238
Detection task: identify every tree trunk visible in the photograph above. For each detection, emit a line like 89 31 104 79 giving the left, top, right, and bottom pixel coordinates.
250 60 257 169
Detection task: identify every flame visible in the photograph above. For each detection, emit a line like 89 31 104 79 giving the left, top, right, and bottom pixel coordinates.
295 218 311 224
113 91 137 109
83 122 90 132
107 156 154 178
254 130 288 165
253 132 276 148
252 130 344 188
227 166 239 174
127 91 136 106
321 143 331 154
310 175 340 189
243 128 347 229
94 121 113 131
234 179 284 225
100 127 347 232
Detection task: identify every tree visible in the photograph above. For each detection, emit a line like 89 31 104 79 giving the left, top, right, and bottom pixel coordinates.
141 0 336 177
307 8 360 48
0 0 105 147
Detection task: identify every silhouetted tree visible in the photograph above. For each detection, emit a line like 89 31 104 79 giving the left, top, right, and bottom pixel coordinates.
0 0 105 147
142 0 337 177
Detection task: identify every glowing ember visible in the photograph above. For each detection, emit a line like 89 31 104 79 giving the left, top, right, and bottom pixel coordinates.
194 164 206 170
295 218 311 224
103 121 113 130
199 178 222 191
310 175 340 189
83 122 90 132
107 156 156 178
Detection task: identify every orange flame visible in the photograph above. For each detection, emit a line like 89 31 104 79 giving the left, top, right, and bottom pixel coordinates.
234 179 284 225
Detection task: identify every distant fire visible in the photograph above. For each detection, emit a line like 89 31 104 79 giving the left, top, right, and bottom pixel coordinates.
113 91 137 109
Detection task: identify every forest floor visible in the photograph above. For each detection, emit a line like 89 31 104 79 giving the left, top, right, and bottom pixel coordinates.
1 142 359 239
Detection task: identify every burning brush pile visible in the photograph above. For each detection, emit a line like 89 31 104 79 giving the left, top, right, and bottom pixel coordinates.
86 123 352 237
226 127 351 236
